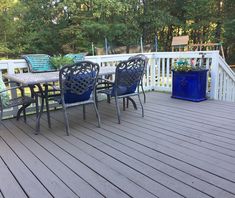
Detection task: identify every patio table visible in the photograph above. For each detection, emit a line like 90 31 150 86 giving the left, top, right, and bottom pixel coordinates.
4 66 116 85
4 66 116 133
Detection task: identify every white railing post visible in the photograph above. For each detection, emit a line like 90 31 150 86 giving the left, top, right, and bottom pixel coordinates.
210 51 220 100
7 62 19 116
151 56 156 90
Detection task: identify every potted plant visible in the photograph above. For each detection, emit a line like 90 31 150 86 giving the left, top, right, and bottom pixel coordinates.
50 55 74 70
172 55 208 102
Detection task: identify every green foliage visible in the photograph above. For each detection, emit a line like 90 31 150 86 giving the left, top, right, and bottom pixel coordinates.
50 55 73 69
173 59 192 72
173 58 206 72
0 0 234 63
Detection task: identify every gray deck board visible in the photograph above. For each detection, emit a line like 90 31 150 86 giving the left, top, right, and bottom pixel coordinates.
7 121 127 198
96 107 235 179
0 191 4 198
1 92 235 198
100 105 235 166
0 154 27 198
36 115 186 198
66 106 234 196
42 111 231 198
0 127 52 198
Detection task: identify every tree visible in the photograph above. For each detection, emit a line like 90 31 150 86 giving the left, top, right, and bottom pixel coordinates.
223 0 235 63
0 0 19 57
0 0 234 62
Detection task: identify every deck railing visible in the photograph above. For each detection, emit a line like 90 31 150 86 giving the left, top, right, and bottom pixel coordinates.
212 54 235 101
0 51 235 118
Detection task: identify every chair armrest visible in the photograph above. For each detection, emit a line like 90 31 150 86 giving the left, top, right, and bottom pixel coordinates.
96 78 114 91
46 83 61 91
97 77 114 84
7 80 21 85
0 86 25 94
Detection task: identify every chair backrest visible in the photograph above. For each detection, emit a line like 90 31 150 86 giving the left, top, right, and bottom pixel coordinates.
128 54 148 71
64 54 85 63
22 54 55 73
59 61 99 104
112 57 145 96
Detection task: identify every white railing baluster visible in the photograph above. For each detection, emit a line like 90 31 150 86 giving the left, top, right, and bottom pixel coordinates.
157 58 161 88
166 58 170 88
162 58 165 88
210 51 220 100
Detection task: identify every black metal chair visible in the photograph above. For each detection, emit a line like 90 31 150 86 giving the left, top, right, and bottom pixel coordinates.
54 61 101 135
97 57 145 123
128 54 148 103
0 79 36 123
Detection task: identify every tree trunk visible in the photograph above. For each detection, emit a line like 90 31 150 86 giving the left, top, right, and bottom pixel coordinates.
215 0 223 42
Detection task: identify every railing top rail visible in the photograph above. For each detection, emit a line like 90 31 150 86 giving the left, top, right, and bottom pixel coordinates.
0 50 222 72
218 55 235 80
84 51 219 62
86 50 219 58
0 59 28 70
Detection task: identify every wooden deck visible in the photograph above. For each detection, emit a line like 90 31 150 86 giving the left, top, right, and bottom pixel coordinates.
1 92 235 198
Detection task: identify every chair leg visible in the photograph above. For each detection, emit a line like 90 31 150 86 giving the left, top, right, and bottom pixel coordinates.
107 95 111 103
83 105 86 120
63 106 70 136
0 109 3 124
126 97 129 108
141 82 146 103
35 96 44 134
93 102 101 128
44 84 51 128
114 96 121 124
35 96 40 134
127 97 137 110
35 96 39 117
95 92 99 108
123 98 126 111
45 97 51 128
16 106 25 121
138 94 144 117
23 105 27 123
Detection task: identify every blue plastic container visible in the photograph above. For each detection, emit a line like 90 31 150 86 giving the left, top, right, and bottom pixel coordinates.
172 70 208 102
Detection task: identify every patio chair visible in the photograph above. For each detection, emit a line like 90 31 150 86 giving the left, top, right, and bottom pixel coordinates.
22 54 56 73
0 78 36 123
128 54 148 103
22 54 60 128
54 61 101 135
97 56 145 124
64 53 85 63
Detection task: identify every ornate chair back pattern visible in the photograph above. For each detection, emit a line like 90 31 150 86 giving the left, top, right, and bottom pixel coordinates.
128 54 148 72
64 54 85 63
128 54 148 103
113 57 145 96
22 54 55 73
59 61 99 104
